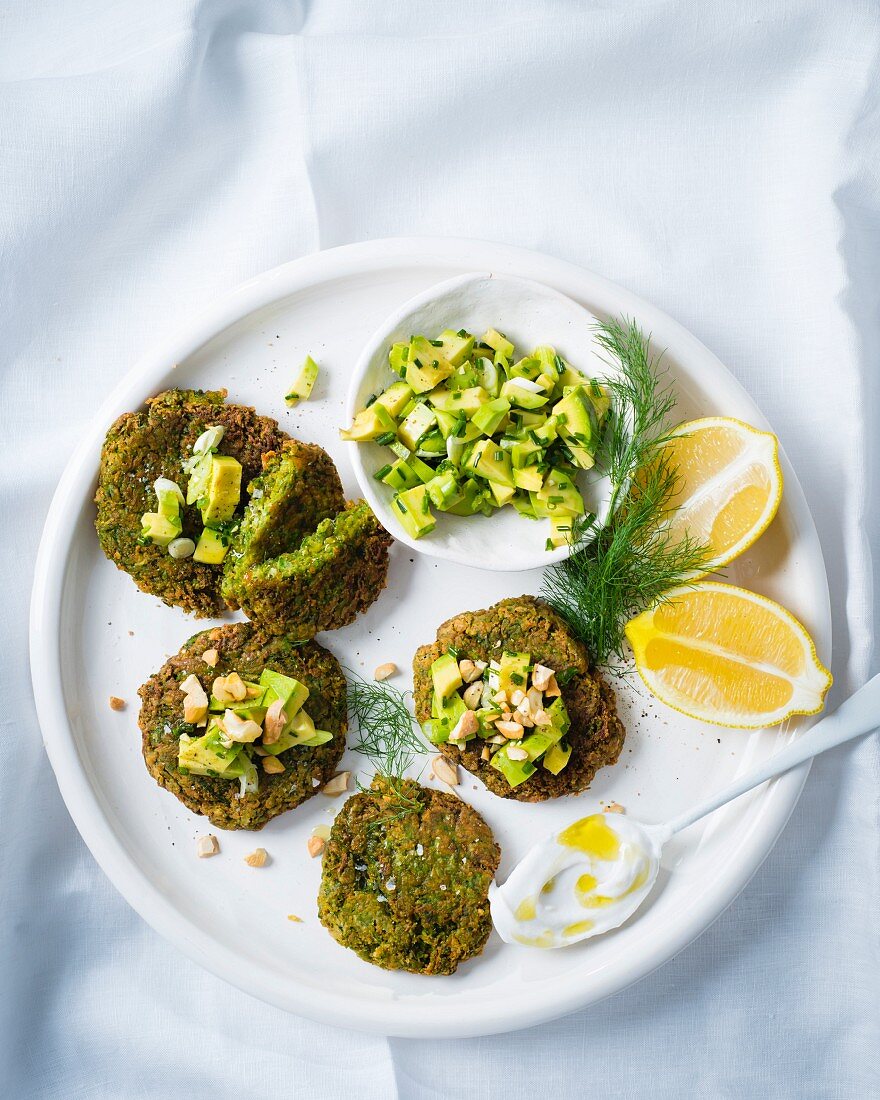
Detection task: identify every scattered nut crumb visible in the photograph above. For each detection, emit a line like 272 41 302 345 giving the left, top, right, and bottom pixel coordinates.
196 835 219 859
322 771 351 796
287 914 302 923
312 824 331 840
244 847 268 867
202 648 219 667
606 802 626 814
307 835 326 858
262 756 285 774
431 755 459 787
373 662 396 681
109 696 126 711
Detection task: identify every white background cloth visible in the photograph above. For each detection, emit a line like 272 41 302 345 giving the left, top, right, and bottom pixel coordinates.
2 1 878 1096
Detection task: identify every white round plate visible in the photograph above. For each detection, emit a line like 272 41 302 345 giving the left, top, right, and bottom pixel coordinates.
346 271 616 570
30 238 831 1038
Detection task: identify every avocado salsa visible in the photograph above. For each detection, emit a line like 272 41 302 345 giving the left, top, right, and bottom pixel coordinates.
340 326 610 547
413 597 625 802
139 623 346 830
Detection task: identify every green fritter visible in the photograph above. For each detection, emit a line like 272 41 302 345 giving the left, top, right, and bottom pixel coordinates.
221 440 345 606
413 596 625 802
222 443 393 638
95 389 285 616
317 777 500 975
138 622 346 830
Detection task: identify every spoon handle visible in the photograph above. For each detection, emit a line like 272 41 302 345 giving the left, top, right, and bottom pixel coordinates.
665 673 880 837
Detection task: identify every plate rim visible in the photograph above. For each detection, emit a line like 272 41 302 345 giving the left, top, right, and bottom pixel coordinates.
29 236 831 1037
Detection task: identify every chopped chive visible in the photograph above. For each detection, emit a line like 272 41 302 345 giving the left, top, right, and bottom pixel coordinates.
373 464 393 481
494 450 503 461
545 538 554 551
549 495 564 504
510 672 525 686
456 329 469 338
375 431 396 446
364 393 378 407
395 499 406 513
557 667 578 685
429 339 444 347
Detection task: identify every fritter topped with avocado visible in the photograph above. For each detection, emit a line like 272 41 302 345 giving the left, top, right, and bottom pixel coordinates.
317 776 500 975
95 389 285 616
138 622 346 830
413 596 625 802
222 446 392 639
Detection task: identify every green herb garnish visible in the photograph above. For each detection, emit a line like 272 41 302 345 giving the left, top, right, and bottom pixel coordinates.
542 318 711 669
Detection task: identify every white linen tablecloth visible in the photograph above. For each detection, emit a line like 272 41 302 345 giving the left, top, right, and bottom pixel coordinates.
2 2 877 1096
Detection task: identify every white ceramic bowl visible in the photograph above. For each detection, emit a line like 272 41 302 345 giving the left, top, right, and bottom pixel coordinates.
345 271 615 570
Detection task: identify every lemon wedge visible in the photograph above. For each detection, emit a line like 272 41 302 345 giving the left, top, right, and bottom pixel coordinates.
625 582 831 728
659 417 783 570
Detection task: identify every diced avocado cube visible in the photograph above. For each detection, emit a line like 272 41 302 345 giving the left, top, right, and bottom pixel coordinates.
547 514 575 548
501 379 549 410
542 741 572 775
192 527 229 564
437 328 475 366
587 379 612 420
481 328 515 359
340 403 397 442
397 397 418 420
471 397 511 437
537 469 585 517
444 477 490 516
285 355 319 406
488 480 516 507
532 346 561 381
428 386 488 415
490 746 536 788
405 336 454 393
554 386 601 453
533 415 559 445
509 356 542 382
259 668 309 716
557 359 590 390
200 455 242 526
393 484 436 539
381 458 422 492
473 356 501 396
431 652 463 701
520 726 563 762
467 439 515 488
511 493 538 519
178 726 245 778
434 409 482 442
140 512 181 548
398 402 437 450
427 470 463 510
373 380 414 417
513 466 545 492
416 431 447 457
547 696 571 734
408 455 438 484
389 342 409 376
498 651 530 695
511 439 543 468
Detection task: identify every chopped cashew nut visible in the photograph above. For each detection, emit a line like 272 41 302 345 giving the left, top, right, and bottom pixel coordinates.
481 746 491 761
510 689 526 707
262 699 288 744
108 696 126 711
222 710 262 743
201 648 219 667
373 662 397 681
245 683 263 699
322 772 350 796
307 835 326 858
262 756 285 774
495 720 525 740
212 673 247 703
527 687 543 712
244 848 268 867
287 914 302 923
506 746 529 761
531 664 556 691
533 708 552 727
180 674 209 724
449 709 479 741
196 835 219 858
492 690 508 705
462 682 483 710
431 755 459 787
544 675 562 698
458 659 483 683
606 802 626 814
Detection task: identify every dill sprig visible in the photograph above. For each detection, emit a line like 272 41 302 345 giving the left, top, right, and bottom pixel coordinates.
542 317 711 670
346 673 428 817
